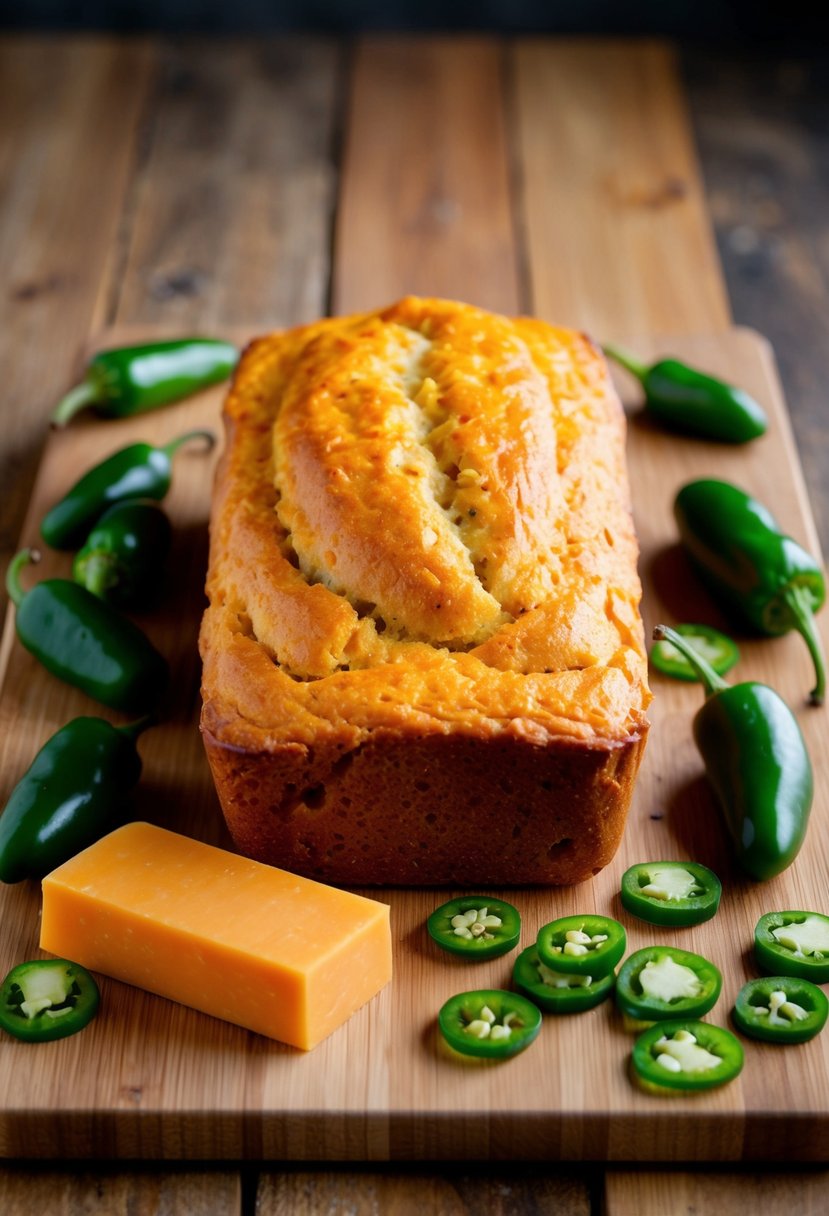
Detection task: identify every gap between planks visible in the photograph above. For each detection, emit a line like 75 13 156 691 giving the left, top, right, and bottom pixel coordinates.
333 36 732 338
0 36 155 615
4 1165 829 1214
0 1165 592 1215
513 39 732 336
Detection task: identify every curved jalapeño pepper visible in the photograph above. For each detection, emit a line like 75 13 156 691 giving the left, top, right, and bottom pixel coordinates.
620 861 722 927
0 715 149 883
650 623 740 683
616 946 722 1025
73 499 172 607
6 549 168 713
438 989 541 1059
41 428 215 550
51 338 239 426
0 959 99 1042
653 625 813 881
733 977 828 1044
674 479 826 705
513 945 615 1014
603 344 767 443
754 911 829 983
427 896 521 960
631 1020 743 1094
536 915 626 978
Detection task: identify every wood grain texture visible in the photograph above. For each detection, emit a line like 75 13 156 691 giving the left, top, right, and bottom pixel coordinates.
332 37 522 316
0 36 154 610
256 1169 590 1215
1 328 828 1163
111 38 342 330
604 1169 829 1216
684 50 829 551
0 1168 241 1214
513 40 732 337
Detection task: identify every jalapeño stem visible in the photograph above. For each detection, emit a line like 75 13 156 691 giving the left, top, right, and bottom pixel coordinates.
601 343 649 382
652 624 729 699
51 379 101 428
162 429 217 458
116 714 155 742
783 583 826 707
5 548 40 609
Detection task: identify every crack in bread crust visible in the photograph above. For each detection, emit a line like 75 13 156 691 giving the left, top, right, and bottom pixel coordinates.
272 316 505 645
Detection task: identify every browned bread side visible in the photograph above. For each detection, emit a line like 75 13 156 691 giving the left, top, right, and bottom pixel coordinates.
202 724 647 886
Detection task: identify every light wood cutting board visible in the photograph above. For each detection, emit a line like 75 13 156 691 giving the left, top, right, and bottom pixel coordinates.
0 325 827 1163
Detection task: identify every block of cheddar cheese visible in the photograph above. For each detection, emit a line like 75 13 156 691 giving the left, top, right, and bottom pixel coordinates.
40 821 392 1049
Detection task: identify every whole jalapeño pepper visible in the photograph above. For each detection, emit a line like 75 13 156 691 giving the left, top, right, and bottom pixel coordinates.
653 624 813 881
41 428 215 550
603 344 767 443
51 338 239 426
73 499 172 607
674 478 826 705
6 549 168 713
0 715 150 883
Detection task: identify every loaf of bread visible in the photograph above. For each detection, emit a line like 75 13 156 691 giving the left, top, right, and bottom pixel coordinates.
199 297 650 886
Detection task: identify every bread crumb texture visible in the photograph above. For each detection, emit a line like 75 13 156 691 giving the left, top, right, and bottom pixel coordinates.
200 297 651 884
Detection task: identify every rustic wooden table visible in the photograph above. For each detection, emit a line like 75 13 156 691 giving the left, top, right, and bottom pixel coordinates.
1 33 828 1214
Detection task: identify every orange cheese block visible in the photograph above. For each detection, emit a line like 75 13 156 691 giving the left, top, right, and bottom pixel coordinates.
40 821 392 1049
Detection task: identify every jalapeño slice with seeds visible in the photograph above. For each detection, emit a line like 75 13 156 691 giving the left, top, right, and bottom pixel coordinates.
427 896 521 960
616 946 722 1025
733 976 829 1045
438 989 542 1059
754 911 829 983
631 1020 743 1094
513 945 615 1014
536 914 626 978
620 861 722 927
0 959 100 1043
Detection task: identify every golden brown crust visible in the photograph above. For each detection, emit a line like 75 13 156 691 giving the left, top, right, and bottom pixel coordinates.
200 297 651 885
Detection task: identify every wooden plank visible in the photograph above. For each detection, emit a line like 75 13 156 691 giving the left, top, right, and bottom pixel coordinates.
0 1168 241 1214
605 1169 829 1216
0 36 154 607
3 327 829 1161
513 39 732 337
332 37 521 315
256 1169 590 1215
110 38 341 331
684 49 829 550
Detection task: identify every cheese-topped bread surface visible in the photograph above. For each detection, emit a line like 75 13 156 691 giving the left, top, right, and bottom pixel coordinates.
200 296 650 885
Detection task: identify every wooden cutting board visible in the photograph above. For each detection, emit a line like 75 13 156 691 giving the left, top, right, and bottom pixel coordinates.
1 325 827 1164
